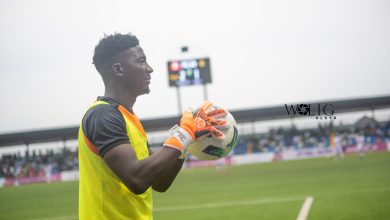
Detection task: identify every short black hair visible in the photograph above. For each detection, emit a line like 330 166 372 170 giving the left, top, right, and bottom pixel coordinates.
92 33 139 71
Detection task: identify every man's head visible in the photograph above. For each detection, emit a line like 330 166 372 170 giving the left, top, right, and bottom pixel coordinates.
93 33 153 95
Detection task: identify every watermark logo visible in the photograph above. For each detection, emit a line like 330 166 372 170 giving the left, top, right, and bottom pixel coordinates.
284 103 336 120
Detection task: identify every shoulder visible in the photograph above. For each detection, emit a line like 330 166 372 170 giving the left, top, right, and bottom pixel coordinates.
85 103 121 118
82 103 127 132
84 103 125 124
82 103 130 157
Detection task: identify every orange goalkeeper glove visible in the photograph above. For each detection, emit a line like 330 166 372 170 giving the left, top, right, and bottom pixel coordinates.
192 101 230 139
164 101 228 157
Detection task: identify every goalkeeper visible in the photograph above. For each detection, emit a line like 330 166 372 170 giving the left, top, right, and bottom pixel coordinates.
78 33 226 220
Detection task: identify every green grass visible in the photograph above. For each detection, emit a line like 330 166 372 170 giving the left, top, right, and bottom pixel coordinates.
0 152 389 220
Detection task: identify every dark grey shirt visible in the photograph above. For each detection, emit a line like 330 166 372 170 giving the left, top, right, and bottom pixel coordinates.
82 97 130 157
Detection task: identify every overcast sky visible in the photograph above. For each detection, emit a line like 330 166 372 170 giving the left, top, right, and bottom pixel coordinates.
0 0 389 134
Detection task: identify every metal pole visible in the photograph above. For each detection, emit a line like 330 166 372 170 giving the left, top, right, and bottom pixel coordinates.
203 84 208 101
176 86 182 114
63 139 67 151
26 143 29 159
251 120 256 135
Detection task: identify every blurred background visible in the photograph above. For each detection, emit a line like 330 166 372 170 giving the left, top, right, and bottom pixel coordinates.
0 0 389 219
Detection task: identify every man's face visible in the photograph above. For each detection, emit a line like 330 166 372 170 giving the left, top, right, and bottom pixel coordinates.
116 46 153 95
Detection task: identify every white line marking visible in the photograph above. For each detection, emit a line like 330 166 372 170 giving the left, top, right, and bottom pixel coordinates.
28 185 389 220
30 216 77 220
155 196 303 212
27 197 303 219
296 196 314 220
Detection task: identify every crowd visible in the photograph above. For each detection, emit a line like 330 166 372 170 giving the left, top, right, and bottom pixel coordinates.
1 118 389 180
0 148 78 180
234 120 390 154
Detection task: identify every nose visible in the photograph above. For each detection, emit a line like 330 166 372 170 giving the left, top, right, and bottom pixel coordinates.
146 63 153 74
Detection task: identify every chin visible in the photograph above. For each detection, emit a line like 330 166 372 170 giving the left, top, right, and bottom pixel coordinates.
140 88 150 95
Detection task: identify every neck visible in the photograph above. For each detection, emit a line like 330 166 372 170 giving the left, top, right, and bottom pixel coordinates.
104 84 137 113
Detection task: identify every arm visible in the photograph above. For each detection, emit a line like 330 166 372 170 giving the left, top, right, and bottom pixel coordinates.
148 102 227 192
148 148 185 192
97 101 225 195
103 143 182 195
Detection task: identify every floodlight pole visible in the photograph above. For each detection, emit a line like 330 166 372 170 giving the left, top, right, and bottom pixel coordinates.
26 143 29 158
176 86 182 114
175 45 188 114
203 84 208 101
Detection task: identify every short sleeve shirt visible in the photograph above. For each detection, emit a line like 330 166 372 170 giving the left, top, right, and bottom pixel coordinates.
82 96 130 157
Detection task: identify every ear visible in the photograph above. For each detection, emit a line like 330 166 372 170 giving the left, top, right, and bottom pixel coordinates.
112 63 124 76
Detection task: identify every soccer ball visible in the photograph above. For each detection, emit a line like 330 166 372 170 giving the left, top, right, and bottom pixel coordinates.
187 109 238 160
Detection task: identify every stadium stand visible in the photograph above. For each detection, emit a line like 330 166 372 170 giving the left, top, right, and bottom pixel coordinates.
234 119 390 154
0 96 390 186
1 115 389 186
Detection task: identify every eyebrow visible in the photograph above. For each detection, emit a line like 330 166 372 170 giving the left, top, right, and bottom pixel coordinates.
128 47 145 55
137 47 144 53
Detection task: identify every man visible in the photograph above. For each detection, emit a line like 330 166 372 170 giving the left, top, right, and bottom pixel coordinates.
333 132 344 160
78 33 226 220
356 131 366 160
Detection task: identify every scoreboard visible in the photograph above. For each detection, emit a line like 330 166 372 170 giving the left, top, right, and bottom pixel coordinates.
167 57 212 87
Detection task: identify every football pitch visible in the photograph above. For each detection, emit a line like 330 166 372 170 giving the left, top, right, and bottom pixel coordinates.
0 152 389 220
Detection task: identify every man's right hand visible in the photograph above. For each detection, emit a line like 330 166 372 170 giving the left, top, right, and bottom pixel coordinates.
163 101 227 155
